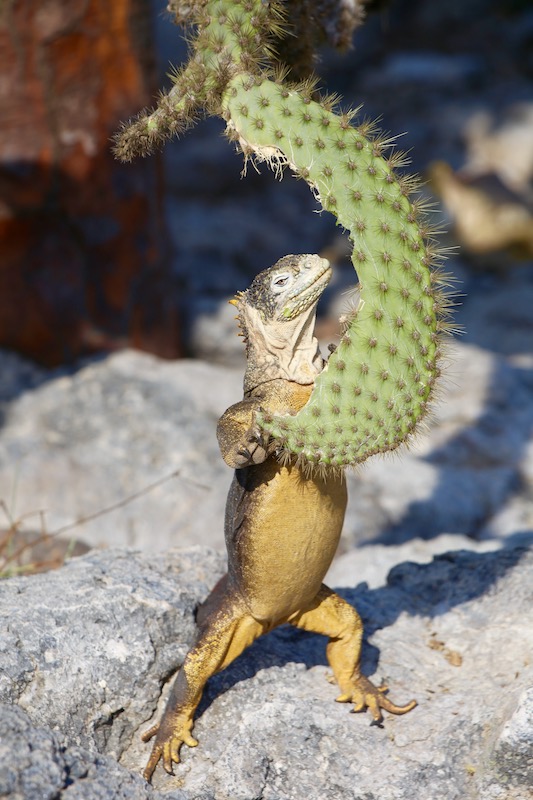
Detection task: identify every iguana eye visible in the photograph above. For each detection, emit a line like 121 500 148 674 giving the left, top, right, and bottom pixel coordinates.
271 272 292 292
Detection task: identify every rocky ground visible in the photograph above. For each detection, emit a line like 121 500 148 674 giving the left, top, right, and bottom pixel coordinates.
1 0 533 798
0 335 532 559
1 545 532 800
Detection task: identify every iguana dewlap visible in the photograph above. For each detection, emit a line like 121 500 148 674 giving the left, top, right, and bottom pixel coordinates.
142 254 416 780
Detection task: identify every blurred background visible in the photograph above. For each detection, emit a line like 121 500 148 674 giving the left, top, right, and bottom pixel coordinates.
3 0 533 366
1 0 533 571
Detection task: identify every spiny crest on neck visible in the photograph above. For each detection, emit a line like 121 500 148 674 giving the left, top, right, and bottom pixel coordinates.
230 290 248 345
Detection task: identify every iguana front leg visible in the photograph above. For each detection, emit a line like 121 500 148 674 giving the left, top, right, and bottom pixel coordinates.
217 398 271 468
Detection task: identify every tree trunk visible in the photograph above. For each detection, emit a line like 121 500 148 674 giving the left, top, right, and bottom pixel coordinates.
0 0 181 365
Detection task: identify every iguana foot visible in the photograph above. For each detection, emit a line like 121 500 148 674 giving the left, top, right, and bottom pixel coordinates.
141 716 198 781
336 674 416 725
234 415 271 467
234 433 269 466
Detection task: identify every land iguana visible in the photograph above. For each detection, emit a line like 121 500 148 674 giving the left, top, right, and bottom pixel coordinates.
142 253 416 780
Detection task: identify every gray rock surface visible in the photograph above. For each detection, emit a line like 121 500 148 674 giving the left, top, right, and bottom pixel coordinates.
0 351 241 552
0 547 224 755
0 705 167 800
1 338 532 557
1 544 532 799
344 340 533 549
493 686 533 790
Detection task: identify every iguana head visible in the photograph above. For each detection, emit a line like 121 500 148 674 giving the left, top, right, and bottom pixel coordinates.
231 254 332 393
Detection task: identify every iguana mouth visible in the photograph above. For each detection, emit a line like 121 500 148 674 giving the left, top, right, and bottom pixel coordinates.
280 258 332 321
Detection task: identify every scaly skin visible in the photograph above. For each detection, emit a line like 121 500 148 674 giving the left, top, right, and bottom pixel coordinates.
142 255 416 781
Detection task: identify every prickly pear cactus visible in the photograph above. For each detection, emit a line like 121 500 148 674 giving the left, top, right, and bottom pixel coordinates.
223 76 450 467
114 0 452 469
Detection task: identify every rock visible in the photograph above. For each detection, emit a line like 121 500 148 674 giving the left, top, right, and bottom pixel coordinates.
429 162 533 257
0 349 241 553
492 687 533 788
325 532 501 589
0 705 167 800
1 338 532 558
464 105 533 197
0 349 49 406
1 543 532 799
457 266 533 357
0 547 225 755
343 341 533 548
186 293 249 367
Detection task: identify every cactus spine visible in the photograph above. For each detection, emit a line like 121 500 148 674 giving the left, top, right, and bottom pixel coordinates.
115 0 451 469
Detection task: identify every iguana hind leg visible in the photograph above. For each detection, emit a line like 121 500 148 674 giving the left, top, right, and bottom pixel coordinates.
142 592 265 781
288 584 416 723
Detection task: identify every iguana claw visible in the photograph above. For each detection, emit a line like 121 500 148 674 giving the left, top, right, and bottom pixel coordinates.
336 674 416 725
141 718 198 781
234 416 270 466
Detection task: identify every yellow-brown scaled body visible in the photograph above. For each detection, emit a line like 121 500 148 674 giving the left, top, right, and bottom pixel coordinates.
222 381 347 621
142 256 416 780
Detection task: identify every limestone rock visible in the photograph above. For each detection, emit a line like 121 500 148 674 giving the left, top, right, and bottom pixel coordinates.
0 350 241 553
1 340 532 560
429 162 533 257
492 687 533 789
0 705 167 800
1 544 532 799
464 105 533 196
0 547 225 756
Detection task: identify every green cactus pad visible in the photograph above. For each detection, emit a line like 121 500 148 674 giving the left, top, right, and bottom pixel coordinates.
115 0 450 468
113 0 284 161
223 75 445 467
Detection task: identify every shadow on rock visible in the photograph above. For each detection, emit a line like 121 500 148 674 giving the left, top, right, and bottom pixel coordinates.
369 356 533 546
0 349 113 432
198 544 529 717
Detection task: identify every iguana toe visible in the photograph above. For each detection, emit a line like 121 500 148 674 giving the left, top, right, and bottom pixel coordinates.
336 674 416 724
141 717 198 781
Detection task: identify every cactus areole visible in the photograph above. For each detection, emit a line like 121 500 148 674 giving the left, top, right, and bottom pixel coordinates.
114 0 452 469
